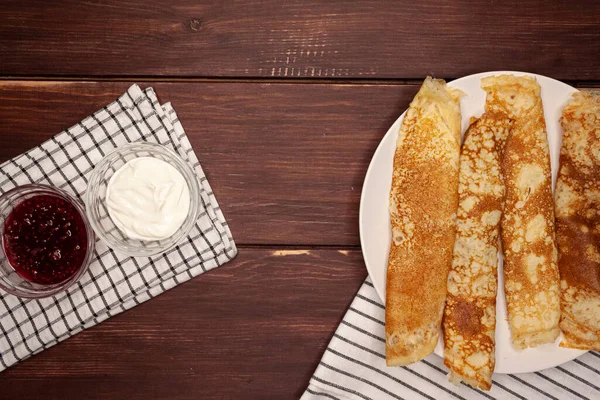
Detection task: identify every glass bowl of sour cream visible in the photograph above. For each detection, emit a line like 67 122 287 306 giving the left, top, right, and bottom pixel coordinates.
85 142 201 257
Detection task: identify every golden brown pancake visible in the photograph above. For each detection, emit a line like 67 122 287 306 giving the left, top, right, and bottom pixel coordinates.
443 112 511 390
482 75 561 350
555 90 600 350
386 77 463 366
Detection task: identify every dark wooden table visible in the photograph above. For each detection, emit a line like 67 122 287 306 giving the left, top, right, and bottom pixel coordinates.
0 1 599 398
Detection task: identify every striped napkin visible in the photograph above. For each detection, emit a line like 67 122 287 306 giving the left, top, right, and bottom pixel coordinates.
0 84 237 370
302 278 600 400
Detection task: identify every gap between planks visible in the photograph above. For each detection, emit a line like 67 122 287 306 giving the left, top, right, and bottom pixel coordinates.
237 244 360 251
236 244 360 258
1 75 600 88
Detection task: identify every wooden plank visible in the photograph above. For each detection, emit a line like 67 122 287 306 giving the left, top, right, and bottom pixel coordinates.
0 80 419 246
1 1 600 80
0 248 367 400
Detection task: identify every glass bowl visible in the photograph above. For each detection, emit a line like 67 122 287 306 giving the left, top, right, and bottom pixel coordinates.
0 184 95 298
85 142 200 257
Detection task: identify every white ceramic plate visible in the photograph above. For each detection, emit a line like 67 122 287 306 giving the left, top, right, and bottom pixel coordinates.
359 71 586 374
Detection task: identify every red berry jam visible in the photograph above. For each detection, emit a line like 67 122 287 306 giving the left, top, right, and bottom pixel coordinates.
2 194 88 285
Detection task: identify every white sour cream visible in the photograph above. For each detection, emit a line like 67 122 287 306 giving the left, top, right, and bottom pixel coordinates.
106 157 190 241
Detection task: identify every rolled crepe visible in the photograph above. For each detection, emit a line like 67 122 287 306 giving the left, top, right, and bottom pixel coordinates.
482 75 561 349
386 77 463 366
555 91 600 350
444 112 511 390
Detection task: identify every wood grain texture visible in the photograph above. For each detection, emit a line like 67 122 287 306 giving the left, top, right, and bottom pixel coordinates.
1 0 600 80
0 80 419 246
0 249 366 400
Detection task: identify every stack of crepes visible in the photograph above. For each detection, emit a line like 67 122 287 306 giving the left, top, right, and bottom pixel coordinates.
384 75 593 391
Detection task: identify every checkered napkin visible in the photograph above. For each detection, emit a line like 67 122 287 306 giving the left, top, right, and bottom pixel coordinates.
302 278 600 400
0 84 237 371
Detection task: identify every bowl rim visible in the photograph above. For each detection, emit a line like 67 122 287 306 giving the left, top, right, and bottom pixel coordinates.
84 141 201 257
0 183 95 298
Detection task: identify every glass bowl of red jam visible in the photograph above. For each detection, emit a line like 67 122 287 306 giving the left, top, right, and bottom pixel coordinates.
0 184 95 298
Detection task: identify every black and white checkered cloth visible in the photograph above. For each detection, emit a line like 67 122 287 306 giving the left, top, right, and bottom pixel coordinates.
0 84 237 371
302 278 600 400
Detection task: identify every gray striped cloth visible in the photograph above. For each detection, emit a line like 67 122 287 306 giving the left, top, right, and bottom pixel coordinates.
302 278 600 400
0 84 237 370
